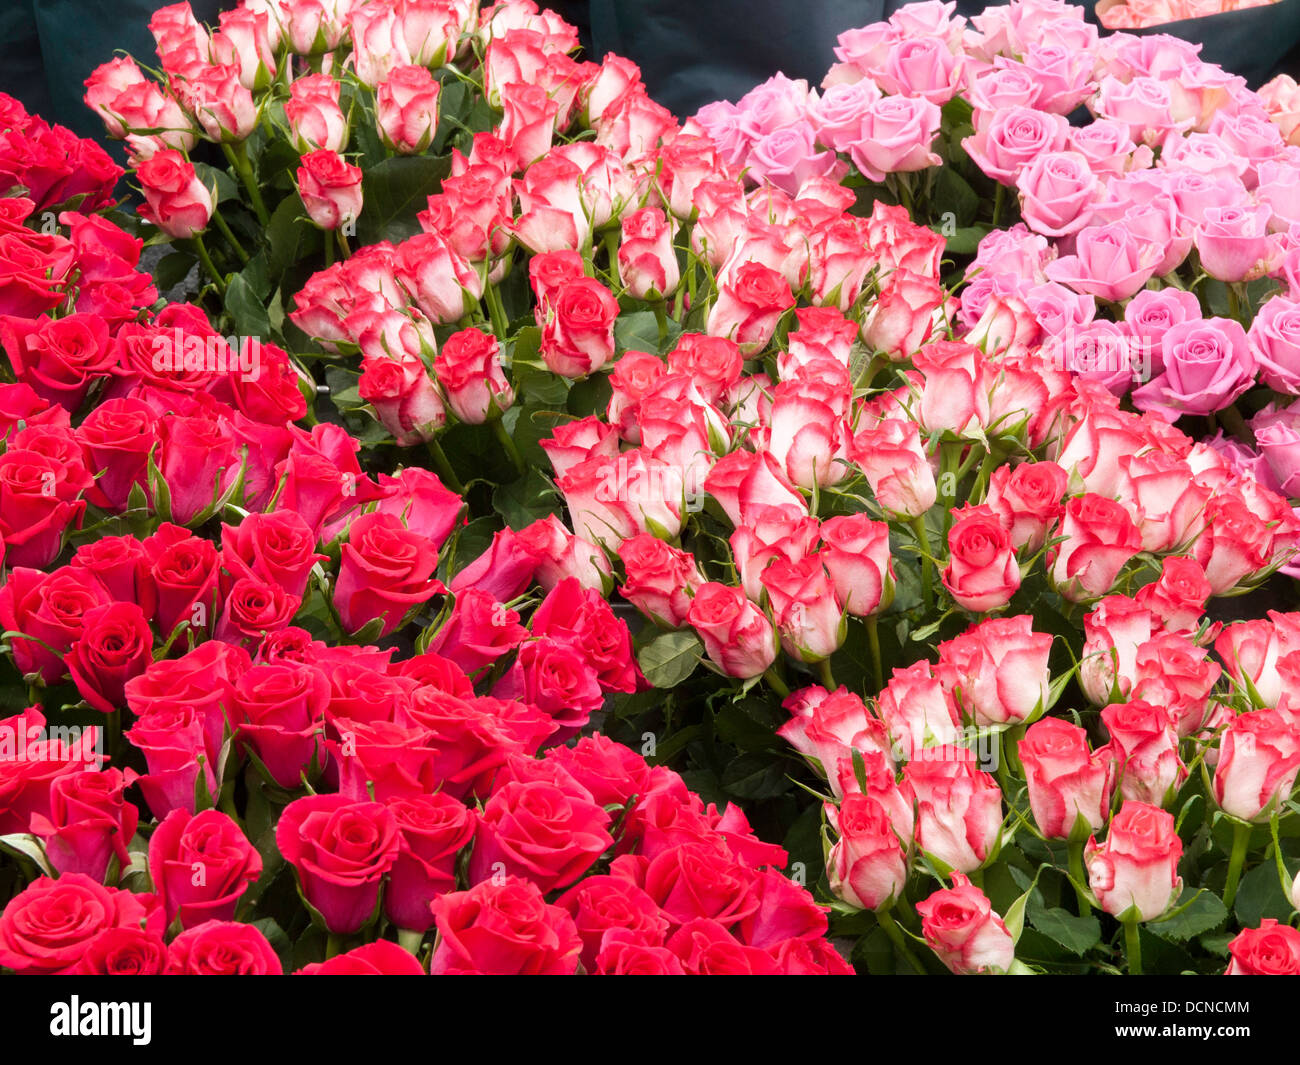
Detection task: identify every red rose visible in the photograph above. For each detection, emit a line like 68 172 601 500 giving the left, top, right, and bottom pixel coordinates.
1225 920 1300 975
28 767 138 881
136 149 214 238
469 779 613 894
0 447 87 568
666 917 782 975
277 793 401 934
0 566 108 684
619 839 760 928
372 467 463 547
70 534 156 616
72 927 169 975
0 707 98 835
64 601 153 714
430 877 583 975
540 276 619 378
427 588 528 675
0 873 159 974
234 662 329 789
492 636 605 738
556 875 670 972
0 312 112 410
297 939 425 975
222 510 325 602
297 149 363 230
383 792 477 932
594 930 687 974
166 920 283 975
530 577 641 693
143 522 223 641
75 398 158 512
214 575 301 647
617 532 702 627
156 411 240 526
358 347 446 446
447 527 540 602
545 733 654 808
149 808 262 929
125 704 216 820
0 229 76 317
334 511 445 637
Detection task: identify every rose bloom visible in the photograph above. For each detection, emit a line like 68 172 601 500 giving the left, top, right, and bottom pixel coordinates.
819 514 893 617
942 506 1021 614
297 149 363 231
902 748 1003 874
1049 493 1142 603
826 793 908 911
1085 800 1183 922
1131 317 1255 420
1213 708 1300 823
430 877 582 976
376 65 441 155
1225 920 1300 975
916 873 1015 974
1019 718 1114 839
434 327 514 424
1101 699 1185 807
687 581 778 680
165 920 283 975
707 260 795 355
936 615 1052 728
334 511 445 637
135 149 213 239
148 808 262 929
540 277 619 378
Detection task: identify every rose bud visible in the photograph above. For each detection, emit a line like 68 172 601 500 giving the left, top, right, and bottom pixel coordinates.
984 460 1067 553
1085 800 1183 922
149 808 261 930
1130 633 1221 738
28 768 138 882
761 554 846 663
540 276 619 378
64 602 153 714
359 346 447 446
936 615 1052 728
861 268 945 359
376 65 441 155
942 506 1022 614
1216 613 1300 708
285 73 348 153
850 418 937 519
0 874 160 975
826 794 908 911
819 514 894 617
383 793 477 933
617 206 680 300
492 636 605 740
916 872 1016 975
1019 718 1114 840
426 588 528 675
1213 708 1300 823
1101 699 1185 807
430 877 583 975
1049 493 1142 602
1225 920 1300 975
233 662 329 790
165 920 283 975
902 748 1004 874
136 150 213 238
276 794 400 935
876 661 962 761
707 260 796 355
186 63 257 142
516 514 614 594
687 581 779 680
434 327 514 424
618 533 703 627
334 511 446 637
297 149 363 231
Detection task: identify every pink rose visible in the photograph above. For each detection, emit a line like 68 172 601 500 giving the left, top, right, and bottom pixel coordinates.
1085 800 1183 922
916 873 1015 974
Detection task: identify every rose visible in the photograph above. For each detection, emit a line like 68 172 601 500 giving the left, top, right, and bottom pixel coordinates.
426 589 527 675
860 269 944 360
1131 318 1255 420
296 939 426 975
1249 296 1300 394
395 231 483 325
1225 920 1300 975
233 662 328 789
761 555 845 663
1117 451 1209 555
846 94 942 183
876 662 961 761
213 576 300 647
166 920 283 975
0 447 88 569
448 528 539 602
64 602 153 714
1135 556 1211 635
1016 151 1100 239
276 793 400 935
779 687 896 794
984 461 1067 552
76 399 157 512
749 122 842 197
964 106 1070 184
285 73 346 152
72 927 169 975
125 704 216 820
1195 204 1277 284
937 615 1052 728
222 510 324 602
545 734 654 809
492 636 604 738
1101 699 1185 807
902 749 1003 873
297 149 363 230
383 792 476 933
1085 800 1183 922
556 876 670 973
1216 613 1300 709
28 768 137 882
0 313 112 411
617 533 703 627
1213 709 1300 823
618 838 760 928
376 65 440 155
827 794 908 911
431 877 583 975
687 582 779 680
155 411 239 526
144 523 221 640
1049 493 1142 602
469 779 613 894
1043 222 1162 302
850 418 937 519
135 150 213 239
916 873 1016 975
0 567 108 684
530 577 641 693
334 512 445 637
359 348 446 446
186 63 256 141
706 261 795 355
1019 718 1114 839
617 206 680 300
149 808 262 929
433 327 514 424
942 507 1021 614
372 467 462 548
540 277 619 378
1193 492 1275 596
0 874 158 975
819 514 893 617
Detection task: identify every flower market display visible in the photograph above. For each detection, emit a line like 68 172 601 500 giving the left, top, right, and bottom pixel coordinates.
0 0 1298 980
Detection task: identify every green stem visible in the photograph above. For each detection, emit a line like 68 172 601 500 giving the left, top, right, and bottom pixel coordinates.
192 233 226 295
910 515 935 614
653 299 668 348
491 417 524 477
815 657 835 691
1123 918 1142 976
425 436 465 495
866 613 884 695
483 277 509 338
397 929 425 957
222 141 271 226
210 209 250 264
992 182 1007 228
325 933 344 960
763 666 790 699
1224 820 1252 912
1067 839 1092 917
323 228 334 269
876 905 925 974
1227 282 1243 325
1218 403 1255 447
336 229 352 259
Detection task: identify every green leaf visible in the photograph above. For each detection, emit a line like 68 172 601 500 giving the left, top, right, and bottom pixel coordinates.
226 269 272 339
193 161 240 205
492 467 559 530
356 154 452 246
636 629 702 689
154 250 197 292
931 166 979 228
719 753 788 800
0 833 53 877
1234 860 1293 926
614 311 678 355
566 372 613 418
1027 905 1101 955
265 193 322 279
1150 889 1228 942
